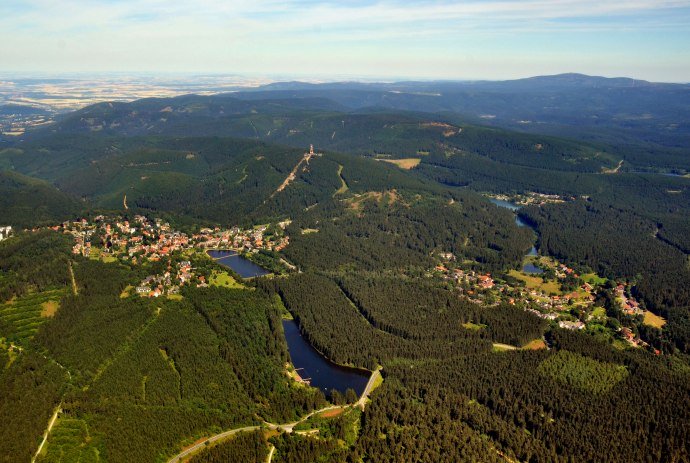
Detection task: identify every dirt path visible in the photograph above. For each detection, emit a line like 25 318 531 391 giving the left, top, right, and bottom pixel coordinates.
271 146 317 197
31 402 62 463
333 164 349 196
68 261 78 295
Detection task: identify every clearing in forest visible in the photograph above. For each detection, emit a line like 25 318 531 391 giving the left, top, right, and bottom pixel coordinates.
378 158 421 169
0 288 67 343
523 339 547 350
643 311 667 328
538 350 628 394
507 270 561 295
334 164 349 196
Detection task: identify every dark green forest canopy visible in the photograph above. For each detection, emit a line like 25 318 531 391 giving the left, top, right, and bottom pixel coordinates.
1 91 689 462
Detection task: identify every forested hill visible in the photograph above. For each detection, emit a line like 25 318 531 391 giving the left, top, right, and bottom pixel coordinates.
240 73 690 148
19 85 689 174
1 76 689 462
0 170 82 228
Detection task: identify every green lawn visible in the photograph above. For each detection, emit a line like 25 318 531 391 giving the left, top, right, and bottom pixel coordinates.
582 273 607 285
209 270 244 289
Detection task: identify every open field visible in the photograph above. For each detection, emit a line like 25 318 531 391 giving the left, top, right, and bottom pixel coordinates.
508 270 561 295
643 311 667 328
319 408 345 418
523 339 547 350
462 322 487 331
582 273 607 285
120 285 134 298
492 343 518 352
379 158 421 169
40 300 59 318
210 270 244 289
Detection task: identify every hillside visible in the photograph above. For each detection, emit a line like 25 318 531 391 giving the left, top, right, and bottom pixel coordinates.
1 82 689 462
0 170 82 228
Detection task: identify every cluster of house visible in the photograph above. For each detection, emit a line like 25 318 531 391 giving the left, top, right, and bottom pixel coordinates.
436 261 496 291
489 192 569 207
433 251 662 351
620 326 649 348
194 220 290 253
0 226 13 242
57 215 289 263
135 261 207 298
615 284 643 316
433 252 601 331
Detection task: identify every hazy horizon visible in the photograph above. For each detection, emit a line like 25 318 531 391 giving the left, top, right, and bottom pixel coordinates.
2 1 690 83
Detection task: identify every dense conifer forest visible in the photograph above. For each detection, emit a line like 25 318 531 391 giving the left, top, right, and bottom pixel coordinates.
1 90 689 462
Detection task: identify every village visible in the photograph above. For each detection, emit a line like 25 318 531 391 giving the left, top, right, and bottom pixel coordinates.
47 214 290 298
432 250 658 351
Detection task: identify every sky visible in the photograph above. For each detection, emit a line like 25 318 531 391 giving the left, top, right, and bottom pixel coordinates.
1 0 690 82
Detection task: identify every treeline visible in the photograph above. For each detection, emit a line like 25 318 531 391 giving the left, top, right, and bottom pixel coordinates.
271 433 349 463
35 268 326 461
352 382 516 462
0 170 83 229
184 287 328 422
442 124 614 173
263 273 495 369
0 231 320 462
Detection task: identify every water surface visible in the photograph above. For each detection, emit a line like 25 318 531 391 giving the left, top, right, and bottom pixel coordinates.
282 319 370 396
207 250 270 278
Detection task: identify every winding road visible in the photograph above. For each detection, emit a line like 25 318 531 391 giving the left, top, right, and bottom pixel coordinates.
166 368 382 463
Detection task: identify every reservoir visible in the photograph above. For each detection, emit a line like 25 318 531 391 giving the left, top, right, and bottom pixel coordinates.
489 198 544 274
207 250 270 278
282 319 370 397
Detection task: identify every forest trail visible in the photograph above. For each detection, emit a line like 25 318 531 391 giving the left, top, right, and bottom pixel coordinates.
68 261 78 295
333 164 349 196
31 402 62 463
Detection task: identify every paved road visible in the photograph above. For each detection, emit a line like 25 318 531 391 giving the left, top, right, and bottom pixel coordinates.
166 368 382 462
166 426 261 463
357 367 382 408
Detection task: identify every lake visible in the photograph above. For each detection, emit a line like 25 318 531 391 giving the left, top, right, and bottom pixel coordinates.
207 250 270 278
282 319 370 397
